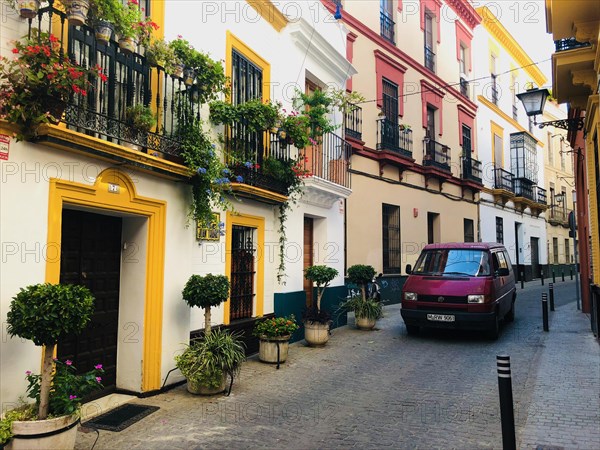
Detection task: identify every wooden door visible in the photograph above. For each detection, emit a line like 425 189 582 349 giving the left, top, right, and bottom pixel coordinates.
303 218 314 308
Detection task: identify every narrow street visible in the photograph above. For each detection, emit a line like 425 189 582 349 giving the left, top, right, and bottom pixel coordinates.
76 280 599 449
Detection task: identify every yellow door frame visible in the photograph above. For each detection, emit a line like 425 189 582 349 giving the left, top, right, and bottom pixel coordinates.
224 211 265 325
46 168 166 392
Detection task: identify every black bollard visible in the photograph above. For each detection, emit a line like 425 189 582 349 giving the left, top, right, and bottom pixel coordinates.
552 270 556 284
542 293 549 332
570 267 573 280
561 269 565 282
497 355 516 450
549 283 555 312
520 272 524 290
541 268 544 286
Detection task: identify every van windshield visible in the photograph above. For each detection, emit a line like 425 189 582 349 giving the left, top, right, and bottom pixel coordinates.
412 249 491 277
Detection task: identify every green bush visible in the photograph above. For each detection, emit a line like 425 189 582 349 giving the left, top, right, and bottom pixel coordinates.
304 265 338 315
253 315 299 338
338 296 383 321
0 405 35 445
125 105 156 132
182 274 230 334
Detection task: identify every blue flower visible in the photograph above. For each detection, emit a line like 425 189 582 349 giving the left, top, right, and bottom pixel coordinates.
222 168 230 175
236 175 244 183
244 161 253 168
197 167 207 174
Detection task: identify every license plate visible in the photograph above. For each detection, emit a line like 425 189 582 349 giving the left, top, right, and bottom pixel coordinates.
427 314 455 322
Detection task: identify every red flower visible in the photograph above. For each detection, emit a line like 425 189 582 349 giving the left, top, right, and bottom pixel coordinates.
49 34 58 43
11 48 18 54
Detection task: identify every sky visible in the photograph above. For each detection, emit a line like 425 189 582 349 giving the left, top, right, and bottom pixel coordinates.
476 0 555 86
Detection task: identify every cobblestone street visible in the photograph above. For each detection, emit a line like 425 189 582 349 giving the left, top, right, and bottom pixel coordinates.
75 280 599 449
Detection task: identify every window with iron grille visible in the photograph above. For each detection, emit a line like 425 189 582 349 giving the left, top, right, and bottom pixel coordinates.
462 125 472 155
230 225 256 321
565 239 571 264
464 219 474 242
510 132 537 182
496 217 504 244
382 78 399 124
380 0 395 44
424 13 435 72
553 237 559 264
382 204 401 274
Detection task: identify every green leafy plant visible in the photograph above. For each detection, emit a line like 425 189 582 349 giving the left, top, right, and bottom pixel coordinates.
338 295 383 321
88 0 123 25
125 104 156 132
209 99 280 133
114 0 142 39
175 329 245 389
24 360 104 417
253 315 299 338
6 283 95 420
145 38 178 73
347 264 376 302
293 88 337 141
0 405 35 446
304 265 339 324
0 31 106 140
182 273 230 335
329 88 366 114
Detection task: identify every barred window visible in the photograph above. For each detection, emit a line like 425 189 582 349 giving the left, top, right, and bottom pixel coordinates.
495 217 504 244
382 204 401 274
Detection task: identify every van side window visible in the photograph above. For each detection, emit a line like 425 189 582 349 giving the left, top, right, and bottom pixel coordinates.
496 252 508 270
503 250 513 270
492 252 500 272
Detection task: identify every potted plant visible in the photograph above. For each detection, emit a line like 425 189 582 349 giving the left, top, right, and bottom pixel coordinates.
6 0 43 19
114 0 142 53
63 0 91 26
5 283 100 450
125 104 156 132
342 264 383 330
253 315 299 364
145 38 178 74
178 273 245 394
88 0 124 45
303 265 339 346
209 99 280 133
0 31 105 141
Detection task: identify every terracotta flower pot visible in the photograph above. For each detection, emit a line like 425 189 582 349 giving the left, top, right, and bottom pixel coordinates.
8 414 79 450
17 0 41 19
64 0 90 27
258 335 291 363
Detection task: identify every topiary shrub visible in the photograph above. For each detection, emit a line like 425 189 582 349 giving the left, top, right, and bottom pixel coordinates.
182 274 230 335
347 264 376 302
304 265 338 323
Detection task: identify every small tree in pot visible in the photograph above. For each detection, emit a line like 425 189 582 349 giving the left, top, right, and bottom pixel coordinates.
340 265 383 330
182 273 230 335
303 265 339 346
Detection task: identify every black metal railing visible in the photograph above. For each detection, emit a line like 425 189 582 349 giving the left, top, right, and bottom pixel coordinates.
301 132 351 188
380 11 395 44
514 177 535 200
550 208 568 223
460 77 469 98
491 75 499 105
344 104 362 141
27 2 198 160
376 118 413 157
423 139 450 170
534 186 547 204
461 156 482 183
554 38 592 52
494 167 514 191
424 47 435 72
225 128 292 196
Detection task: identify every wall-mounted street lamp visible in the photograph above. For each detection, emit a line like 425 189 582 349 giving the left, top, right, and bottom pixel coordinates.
516 88 585 132
333 0 343 20
551 192 565 209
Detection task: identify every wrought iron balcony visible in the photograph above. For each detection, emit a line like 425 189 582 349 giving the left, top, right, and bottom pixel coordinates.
29 3 195 161
461 156 482 183
344 103 362 141
549 208 571 227
554 38 592 52
376 118 413 158
301 132 351 188
380 11 395 44
534 186 547 205
494 167 514 192
424 47 435 72
514 177 535 200
423 139 450 171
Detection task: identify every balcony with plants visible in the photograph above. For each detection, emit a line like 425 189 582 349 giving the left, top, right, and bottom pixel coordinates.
376 118 413 159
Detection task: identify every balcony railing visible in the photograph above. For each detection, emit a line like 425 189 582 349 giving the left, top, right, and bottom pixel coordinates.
301 132 351 188
424 47 436 72
534 186 547 204
494 167 514 192
380 11 395 44
225 128 293 196
376 118 413 158
28 3 196 160
514 177 535 200
344 104 362 141
423 139 450 171
461 156 482 183
554 38 592 52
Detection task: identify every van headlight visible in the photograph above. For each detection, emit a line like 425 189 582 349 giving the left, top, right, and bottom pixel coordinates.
467 295 485 304
404 292 418 301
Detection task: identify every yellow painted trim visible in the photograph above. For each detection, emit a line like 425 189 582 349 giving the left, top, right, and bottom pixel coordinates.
230 183 288 203
586 113 600 282
491 121 504 167
245 0 289 32
478 96 544 147
477 7 546 88
224 211 265 325
226 31 271 103
46 169 167 392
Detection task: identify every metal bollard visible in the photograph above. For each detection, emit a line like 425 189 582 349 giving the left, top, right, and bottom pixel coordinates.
549 283 555 312
552 270 556 284
520 272 524 290
541 268 544 286
542 293 549 332
562 269 565 282
570 267 573 280
497 355 516 450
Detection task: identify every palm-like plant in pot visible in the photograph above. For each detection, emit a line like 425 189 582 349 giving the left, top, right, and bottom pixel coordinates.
178 274 245 395
303 265 339 346
340 265 383 330
5 283 102 450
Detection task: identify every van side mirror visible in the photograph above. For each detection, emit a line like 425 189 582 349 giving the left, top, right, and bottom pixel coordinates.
496 268 510 277
405 264 412 275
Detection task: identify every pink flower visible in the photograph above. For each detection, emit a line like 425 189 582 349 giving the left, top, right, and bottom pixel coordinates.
25 370 32 376
69 395 77 400
94 364 103 370
66 360 73 366
96 377 102 383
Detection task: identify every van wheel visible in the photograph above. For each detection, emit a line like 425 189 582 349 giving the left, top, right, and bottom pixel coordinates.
506 299 515 323
406 324 420 335
487 314 500 340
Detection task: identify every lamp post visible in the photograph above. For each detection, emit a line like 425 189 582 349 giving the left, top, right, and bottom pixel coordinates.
516 88 585 131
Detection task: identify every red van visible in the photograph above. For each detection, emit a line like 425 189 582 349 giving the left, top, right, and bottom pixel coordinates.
401 242 516 339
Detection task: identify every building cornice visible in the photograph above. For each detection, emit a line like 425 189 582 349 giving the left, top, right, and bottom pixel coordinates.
446 0 482 30
476 6 547 88
246 0 289 32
